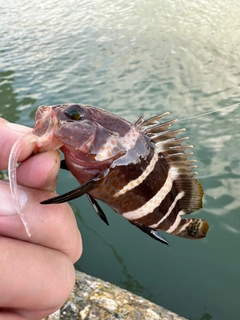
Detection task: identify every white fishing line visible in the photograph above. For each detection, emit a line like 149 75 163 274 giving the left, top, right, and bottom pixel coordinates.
179 102 240 122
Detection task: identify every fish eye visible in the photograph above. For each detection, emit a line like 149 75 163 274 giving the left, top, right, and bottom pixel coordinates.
64 105 85 121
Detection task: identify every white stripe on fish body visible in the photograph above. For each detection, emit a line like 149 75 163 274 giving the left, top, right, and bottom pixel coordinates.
166 210 185 233
113 148 159 197
95 135 153 199
122 169 174 220
175 219 192 234
149 191 185 229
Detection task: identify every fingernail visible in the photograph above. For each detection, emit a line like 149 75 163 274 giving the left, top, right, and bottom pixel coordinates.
7 122 31 134
0 183 28 216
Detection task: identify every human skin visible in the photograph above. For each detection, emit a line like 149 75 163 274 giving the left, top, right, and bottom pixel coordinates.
0 118 82 320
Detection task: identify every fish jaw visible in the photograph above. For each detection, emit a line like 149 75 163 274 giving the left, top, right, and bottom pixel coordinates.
32 105 63 152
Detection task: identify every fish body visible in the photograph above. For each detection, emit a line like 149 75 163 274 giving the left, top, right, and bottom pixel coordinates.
33 104 209 243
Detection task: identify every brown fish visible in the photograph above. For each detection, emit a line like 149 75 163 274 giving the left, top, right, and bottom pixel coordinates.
10 104 209 243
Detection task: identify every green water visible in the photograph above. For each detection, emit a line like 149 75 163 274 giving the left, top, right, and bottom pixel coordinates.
1 1 240 319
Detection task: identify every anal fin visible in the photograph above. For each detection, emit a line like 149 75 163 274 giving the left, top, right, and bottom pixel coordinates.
130 221 170 245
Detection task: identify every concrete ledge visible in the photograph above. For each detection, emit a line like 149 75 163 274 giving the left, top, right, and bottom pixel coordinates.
45 271 187 320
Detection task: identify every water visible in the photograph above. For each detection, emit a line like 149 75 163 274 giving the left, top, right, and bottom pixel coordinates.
1 1 240 319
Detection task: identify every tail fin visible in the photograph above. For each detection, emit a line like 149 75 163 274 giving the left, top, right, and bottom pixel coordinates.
171 218 209 239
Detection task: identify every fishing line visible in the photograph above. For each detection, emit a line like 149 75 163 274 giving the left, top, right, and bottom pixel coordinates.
178 102 240 122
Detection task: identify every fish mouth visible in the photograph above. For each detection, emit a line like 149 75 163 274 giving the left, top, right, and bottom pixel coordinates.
32 106 63 152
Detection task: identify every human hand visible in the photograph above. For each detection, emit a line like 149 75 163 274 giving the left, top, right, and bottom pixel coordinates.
0 118 82 320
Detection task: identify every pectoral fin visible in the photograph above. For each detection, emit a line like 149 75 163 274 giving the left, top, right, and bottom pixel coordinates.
130 221 170 246
41 173 105 204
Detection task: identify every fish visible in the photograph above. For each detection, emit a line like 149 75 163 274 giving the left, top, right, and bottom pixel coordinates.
9 103 209 244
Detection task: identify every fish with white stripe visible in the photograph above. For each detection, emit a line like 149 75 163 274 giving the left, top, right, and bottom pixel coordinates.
10 103 209 243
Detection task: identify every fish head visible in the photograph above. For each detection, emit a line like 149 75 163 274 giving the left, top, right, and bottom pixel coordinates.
33 104 131 165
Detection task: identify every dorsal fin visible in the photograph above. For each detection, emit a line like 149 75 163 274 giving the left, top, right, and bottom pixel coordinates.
135 112 171 127
137 112 209 239
138 113 195 176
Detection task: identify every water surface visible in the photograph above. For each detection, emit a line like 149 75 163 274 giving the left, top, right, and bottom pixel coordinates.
1 1 240 319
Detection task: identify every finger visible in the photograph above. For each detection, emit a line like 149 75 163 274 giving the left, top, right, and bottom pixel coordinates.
0 118 34 170
0 312 26 320
0 118 60 192
0 181 82 263
17 150 60 191
0 236 75 320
